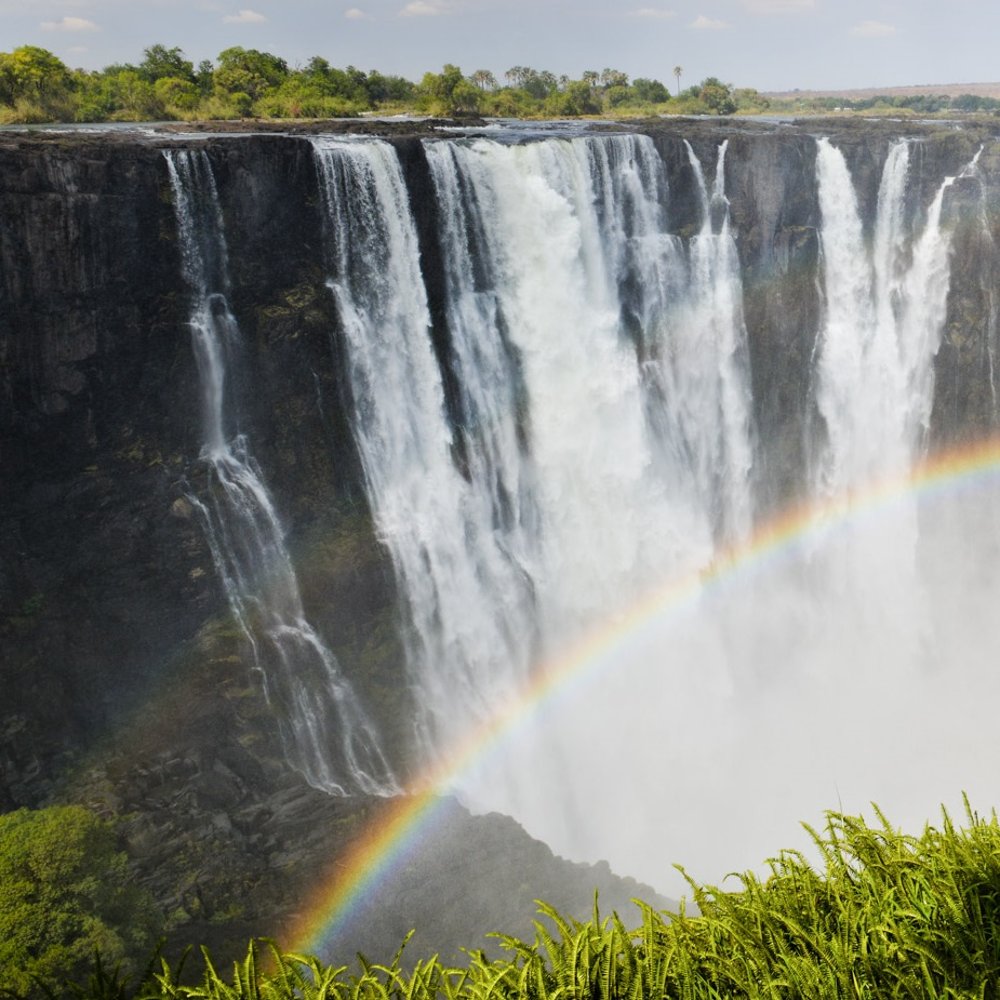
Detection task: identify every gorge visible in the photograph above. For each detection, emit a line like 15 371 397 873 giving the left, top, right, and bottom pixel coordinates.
2 115 1000 962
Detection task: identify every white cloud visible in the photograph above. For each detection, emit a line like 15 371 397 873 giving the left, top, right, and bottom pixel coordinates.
851 19 896 37
344 6 367 17
400 0 450 14
222 8 267 23
742 0 814 12
690 14 728 29
40 15 98 32
630 7 676 18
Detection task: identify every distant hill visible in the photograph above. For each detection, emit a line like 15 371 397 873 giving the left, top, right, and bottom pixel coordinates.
766 82 1000 100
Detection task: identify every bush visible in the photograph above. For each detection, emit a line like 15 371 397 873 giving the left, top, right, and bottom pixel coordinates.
0 805 161 997
253 80 362 118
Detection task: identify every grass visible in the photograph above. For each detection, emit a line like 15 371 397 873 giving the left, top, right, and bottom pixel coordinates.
37 799 1000 999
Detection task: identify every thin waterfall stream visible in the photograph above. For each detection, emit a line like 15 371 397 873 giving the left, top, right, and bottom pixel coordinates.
164 148 398 797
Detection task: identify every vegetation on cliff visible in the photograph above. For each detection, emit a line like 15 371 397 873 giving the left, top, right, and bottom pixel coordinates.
0 42 763 123
0 806 161 995
12 801 1000 999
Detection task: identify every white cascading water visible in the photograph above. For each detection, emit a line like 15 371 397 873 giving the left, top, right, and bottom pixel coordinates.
164 148 397 797
422 135 727 640
313 133 758 871
672 137 998 892
657 139 754 543
809 139 967 648
310 137 539 758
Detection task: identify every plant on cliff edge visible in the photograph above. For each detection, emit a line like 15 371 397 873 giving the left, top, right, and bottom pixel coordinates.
0 805 161 997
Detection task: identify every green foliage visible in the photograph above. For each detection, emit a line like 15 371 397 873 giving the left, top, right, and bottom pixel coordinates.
363 70 416 106
504 66 559 99
53 801 1000 1000
545 79 601 117
469 69 497 92
419 64 482 116
253 78 362 119
214 47 288 102
139 46 195 85
74 68 166 123
1 46 71 103
734 87 770 113
299 58 369 105
768 90 1000 116
0 41 722 123
0 40 996 123
0 805 161 997
698 76 737 115
632 77 670 104
0 46 73 121
154 77 201 114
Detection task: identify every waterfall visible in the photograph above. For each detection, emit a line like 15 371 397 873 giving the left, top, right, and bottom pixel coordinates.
311 132 756 855
812 138 957 494
95 128 1000 898
310 136 536 758
164 148 397 797
660 140 754 542
809 138 966 639
421 135 724 640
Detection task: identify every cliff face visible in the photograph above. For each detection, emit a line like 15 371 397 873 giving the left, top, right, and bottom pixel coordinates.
2 117 1000 960
0 137 203 798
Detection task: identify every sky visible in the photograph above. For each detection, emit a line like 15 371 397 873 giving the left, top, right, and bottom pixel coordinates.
1 0 997 95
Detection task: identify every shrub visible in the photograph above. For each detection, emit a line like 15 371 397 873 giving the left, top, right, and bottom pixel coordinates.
0 805 161 997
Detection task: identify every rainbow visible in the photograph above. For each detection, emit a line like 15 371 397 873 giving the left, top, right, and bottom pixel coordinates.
288 433 1000 957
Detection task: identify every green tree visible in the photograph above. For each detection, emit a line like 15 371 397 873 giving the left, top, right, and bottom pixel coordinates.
546 78 601 116
301 57 369 103
603 84 633 108
733 86 770 112
214 46 288 102
470 68 497 91
673 65 683 96
504 65 531 87
138 44 195 83
194 59 215 94
364 69 415 104
0 46 71 107
502 65 556 100
633 77 669 104
154 75 200 112
699 76 736 114
420 64 481 115
75 68 164 121
599 67 629 89
0 806 161 996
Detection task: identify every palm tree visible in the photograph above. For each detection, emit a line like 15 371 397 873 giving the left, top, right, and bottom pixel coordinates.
470 69 497 91
673 65 682 97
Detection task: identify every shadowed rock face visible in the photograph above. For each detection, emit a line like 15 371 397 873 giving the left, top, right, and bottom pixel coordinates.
1 117 999 963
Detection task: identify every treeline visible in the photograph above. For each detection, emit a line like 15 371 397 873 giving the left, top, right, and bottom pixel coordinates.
776 91 1000 114
0 43 768 124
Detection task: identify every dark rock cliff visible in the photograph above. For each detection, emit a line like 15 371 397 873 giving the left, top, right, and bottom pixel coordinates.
2 117 999 964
